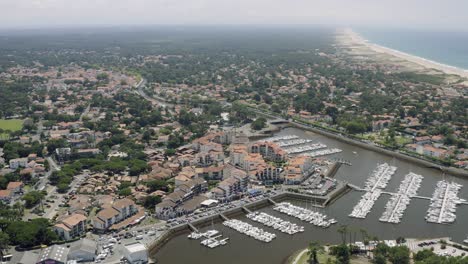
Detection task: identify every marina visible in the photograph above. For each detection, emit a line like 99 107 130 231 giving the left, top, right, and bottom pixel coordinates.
349 163 397 218
425 180 465 224
264 135 299 142
188 230 229 249
276 138 313 147
246 212 305 235
273 202 337 228
284 143 327 154
222 219 277 242
154 127 468 264
379 173 424 223
304 148 343 158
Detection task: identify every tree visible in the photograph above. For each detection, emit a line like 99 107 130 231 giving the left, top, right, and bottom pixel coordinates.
388 246 410 264
337 225 348 245
333 244 350 264
118 188 132 197
251 117 267 130
307 241 324 264
0 232 10 259
22 191 45 208
372 253 386 264
143 196 162 210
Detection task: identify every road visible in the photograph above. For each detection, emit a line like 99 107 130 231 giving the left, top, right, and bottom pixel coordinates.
79 104 91 122
136 78 174 110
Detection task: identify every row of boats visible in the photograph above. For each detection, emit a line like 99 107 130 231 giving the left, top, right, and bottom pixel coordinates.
246 212 305 235
276 138 313 147
188 230 229 249
223 219 277 242
350 163 397 219
273 202 337 228
304 148 343 158
425 180 465 224
379 173 423 223
285 143 327 154
265 135 298 142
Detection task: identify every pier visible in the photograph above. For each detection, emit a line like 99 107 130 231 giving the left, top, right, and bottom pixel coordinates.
267 198 277 205
273 202 337 228
246 212 304 235
379 173 423 224
223 219 277 242
349 163 397 219
285 143 327 154
220 213 229 221
425 181 465 224
188 223 199 232
242 206 252 214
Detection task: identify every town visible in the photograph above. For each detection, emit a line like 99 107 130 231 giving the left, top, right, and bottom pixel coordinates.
0 26 467 264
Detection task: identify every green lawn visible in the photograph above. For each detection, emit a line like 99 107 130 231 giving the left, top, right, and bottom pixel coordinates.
0 119 23 139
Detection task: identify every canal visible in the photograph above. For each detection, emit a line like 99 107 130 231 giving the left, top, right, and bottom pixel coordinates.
153 127 468 264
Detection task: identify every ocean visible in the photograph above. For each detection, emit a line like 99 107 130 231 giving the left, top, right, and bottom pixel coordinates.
355 28 468 70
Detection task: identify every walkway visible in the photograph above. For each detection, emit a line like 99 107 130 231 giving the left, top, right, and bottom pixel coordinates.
292 249 308 264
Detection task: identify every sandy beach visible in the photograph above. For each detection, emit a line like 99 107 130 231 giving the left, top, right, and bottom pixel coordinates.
337 28 468 79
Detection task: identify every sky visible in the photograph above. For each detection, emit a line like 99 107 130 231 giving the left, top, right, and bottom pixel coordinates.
1 0 468 30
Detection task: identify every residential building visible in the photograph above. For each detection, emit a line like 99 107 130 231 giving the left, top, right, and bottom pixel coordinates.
6 181 24 194
53 213 87 240
250 141 287 162
9 157 28 169
93 198 137 231
284 156 315 184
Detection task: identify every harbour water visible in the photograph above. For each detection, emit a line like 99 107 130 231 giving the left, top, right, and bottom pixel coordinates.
356 28 468 70
153 127 468 264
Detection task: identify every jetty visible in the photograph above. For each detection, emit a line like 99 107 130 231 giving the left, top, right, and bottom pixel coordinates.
223 219 276 242
425 181 465 224
349 163 397 219
273 202 337 228
246 212 304 235
379 173 423 223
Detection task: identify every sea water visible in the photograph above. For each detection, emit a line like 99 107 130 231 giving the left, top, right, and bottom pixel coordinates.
356 27 468 70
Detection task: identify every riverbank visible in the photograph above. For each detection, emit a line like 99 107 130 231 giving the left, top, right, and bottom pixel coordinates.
285 247 370 264
337 28 468 79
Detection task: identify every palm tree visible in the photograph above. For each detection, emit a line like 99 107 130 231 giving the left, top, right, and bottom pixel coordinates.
308 241 324 264
337 225 348 245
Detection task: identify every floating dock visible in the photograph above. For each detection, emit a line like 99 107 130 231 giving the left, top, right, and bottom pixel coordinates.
349 163 397 219
379 173 423 224
425 181 465 224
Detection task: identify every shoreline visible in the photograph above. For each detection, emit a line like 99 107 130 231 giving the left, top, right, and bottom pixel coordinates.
337 28 468 79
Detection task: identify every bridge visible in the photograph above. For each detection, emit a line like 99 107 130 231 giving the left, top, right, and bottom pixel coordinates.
241 206 252 214
219 213 229 221
267 198 277 205
187 223 199 232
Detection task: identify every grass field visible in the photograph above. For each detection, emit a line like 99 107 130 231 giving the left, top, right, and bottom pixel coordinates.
0 119 23 139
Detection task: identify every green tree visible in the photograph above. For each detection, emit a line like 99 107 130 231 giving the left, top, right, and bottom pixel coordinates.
22 191 45 208
307 241 324 264
251 117 267 130
119 188 132 197
143 196 162 210
0 232 10 259
388 245 410 264
333 244 350 264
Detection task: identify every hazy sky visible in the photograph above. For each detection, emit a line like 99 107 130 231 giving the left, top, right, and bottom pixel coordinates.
1 0 467 30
